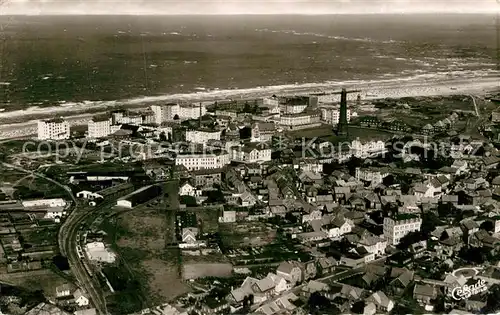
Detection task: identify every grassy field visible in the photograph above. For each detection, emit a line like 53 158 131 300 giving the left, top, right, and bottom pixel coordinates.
112 206 189 305
21 227 58 246
286 124 334 139
373 95 478 129
103 181 189 310
286 124 394 143
0 167 28 184
12 176 68 199
0 269 69 299
184 206 221 234
218 222 277 248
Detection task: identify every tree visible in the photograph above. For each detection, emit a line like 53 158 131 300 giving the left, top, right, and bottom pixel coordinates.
486 284 500 313
437 202 453 218
351 301 365 314
52 255 70 271
285 212 298 224
346 157 363 176
242 294 254 309
180 195 197 207
307 292 341 315
204 189 225 204
159 132 167 142
473 146 486 156
242 102 251 113
239 126 252 140
421 212 442 236
252 104 261 115
396 231 424 250
173 114 179 120
382 174 395 187
458 247 485 264
480 220 494 232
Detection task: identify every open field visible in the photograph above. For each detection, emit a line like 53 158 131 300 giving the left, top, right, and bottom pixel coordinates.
0 167 28 184
0 269 68 298
286 124 394 143
218 222 311 265
372 95 479 129
178 206 221 235
13 177 68 200
219 222 277 248
107 202 189 307
117 209 166 253
20 227 58 247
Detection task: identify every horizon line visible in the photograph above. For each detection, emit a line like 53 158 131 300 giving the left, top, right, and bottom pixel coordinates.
0 12 498 16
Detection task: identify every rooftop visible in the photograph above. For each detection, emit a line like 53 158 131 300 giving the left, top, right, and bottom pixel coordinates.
42 118 66 124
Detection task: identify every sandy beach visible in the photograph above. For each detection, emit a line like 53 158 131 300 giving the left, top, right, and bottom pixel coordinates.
0 75 498 140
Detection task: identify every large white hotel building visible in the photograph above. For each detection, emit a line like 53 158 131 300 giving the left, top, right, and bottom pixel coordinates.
37 118 70 140
151 103 207 124
175 151 230 171
320 106 351 125
383 214 422 245
87 116 112 139
185 130 221 144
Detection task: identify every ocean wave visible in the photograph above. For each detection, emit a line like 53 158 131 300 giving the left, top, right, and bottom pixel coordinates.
255 28 399 44
0 69 498 120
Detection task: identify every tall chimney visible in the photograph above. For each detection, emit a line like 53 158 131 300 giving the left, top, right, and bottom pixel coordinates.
337 88 348 137
199 102 202 128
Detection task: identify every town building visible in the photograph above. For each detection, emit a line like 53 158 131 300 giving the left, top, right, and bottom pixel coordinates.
87 116 112 139
179 182 196 196
116 185 163 208
22 198 67 208
355 168 390 186
55 284 72 298
320 106 351 125
351 140 386 159
178 103 206 120
111 111 142 125
383 214 422 245
185 129 221 144
192 168 223 187
45 207 66 222
251 122 276 142
279 112 321 129
151 103 181 124
263 96 279 110
277 261 303 285
219 210 236 223
37 118 70 140
73 289 90 307
230 144 272 163
279 98 308 114
84 242 116 263
175 151 230 171
141 110 156 125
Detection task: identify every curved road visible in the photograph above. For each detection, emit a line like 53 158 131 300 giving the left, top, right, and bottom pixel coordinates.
470 94 480 117
60 201 111 315
2 162 108 314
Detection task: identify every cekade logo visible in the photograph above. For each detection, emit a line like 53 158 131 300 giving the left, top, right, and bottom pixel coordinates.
451 279 488 301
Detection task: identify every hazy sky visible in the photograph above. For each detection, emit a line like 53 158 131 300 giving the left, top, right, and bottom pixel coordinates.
0 0 499 15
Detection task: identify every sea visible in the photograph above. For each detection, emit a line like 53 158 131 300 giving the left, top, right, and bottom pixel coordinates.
0 14 498 111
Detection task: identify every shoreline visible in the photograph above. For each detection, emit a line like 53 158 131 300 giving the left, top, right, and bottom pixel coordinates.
0 76 498 140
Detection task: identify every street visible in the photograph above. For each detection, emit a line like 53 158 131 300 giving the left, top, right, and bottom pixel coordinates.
60 201 112 315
